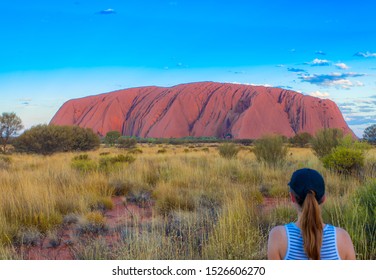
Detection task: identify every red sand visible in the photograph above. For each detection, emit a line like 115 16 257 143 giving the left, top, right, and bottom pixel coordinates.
22 197 153 260
21 196 289 260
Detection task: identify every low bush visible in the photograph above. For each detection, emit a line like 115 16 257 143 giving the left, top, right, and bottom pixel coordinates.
77 211 107 235
289 132 313 147
321 135 371 175
322 146 365 175
311 128 343 159
157 148 167 154
13 125 100 155
99 154 136 172
14 228 42 247
73 154 89 161
218 143 240 159
253 135 288 168
71 158 98 173
117 137 137 149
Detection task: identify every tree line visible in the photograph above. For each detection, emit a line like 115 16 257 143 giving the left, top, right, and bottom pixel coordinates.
1 112 376 155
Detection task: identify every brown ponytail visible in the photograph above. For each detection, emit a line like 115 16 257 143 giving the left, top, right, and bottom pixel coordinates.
300 191 323 260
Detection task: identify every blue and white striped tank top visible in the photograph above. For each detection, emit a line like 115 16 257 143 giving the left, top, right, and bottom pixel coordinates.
284 223 340 260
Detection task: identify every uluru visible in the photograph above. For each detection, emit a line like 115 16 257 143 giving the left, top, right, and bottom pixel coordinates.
50 81 354 139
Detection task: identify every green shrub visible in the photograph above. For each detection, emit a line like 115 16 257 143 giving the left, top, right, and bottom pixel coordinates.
73 154 89 161
253 135 288 168
157 148 167 154
322 146 364 175
104 131 121 146
71 158 98 173
13 125 100 155
70 126 101 151
289 132 313 147
117 137 137 149
99 154 136 172
218 143 240 159
311 128 344 159
321 136 370 175
127 148 143 154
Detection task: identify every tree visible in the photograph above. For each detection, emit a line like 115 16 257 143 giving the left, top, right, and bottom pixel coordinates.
363 124 376 144
0 112 23 153
104 131 121 146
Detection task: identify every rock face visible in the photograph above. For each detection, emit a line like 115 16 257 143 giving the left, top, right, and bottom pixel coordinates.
50 82 355 139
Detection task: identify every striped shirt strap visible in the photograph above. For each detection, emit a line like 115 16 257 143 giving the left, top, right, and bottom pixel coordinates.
283 223 340 260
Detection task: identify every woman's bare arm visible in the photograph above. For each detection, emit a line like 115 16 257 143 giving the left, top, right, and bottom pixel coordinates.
336 227 356 260
267 226 286 260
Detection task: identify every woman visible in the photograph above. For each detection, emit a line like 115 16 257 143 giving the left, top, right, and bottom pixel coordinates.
267 168 356 260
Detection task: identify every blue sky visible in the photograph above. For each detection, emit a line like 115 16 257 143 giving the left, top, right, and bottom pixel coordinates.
0 0 375 137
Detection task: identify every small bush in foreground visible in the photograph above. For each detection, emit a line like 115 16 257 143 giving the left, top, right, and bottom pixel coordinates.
253 135 288 168
71 158 98 173
218 143 239 159
77 212 107 235
322 146 365 175
311 128 343 159
99 154 136 172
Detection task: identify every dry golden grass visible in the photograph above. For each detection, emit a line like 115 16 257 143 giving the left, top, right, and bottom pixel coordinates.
0 144 375 259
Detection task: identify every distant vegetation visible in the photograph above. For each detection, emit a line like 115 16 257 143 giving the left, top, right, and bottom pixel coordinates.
253 135 288 168
13 124 100 155
218 143 240 159
0 112 23 154
363 124 376 144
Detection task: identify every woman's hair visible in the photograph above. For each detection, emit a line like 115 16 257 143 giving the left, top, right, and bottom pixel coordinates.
288 168 325 260
300 190 323 260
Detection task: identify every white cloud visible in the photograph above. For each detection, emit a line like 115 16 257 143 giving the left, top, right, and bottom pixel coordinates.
300 72 365 88
99 8 116 14
354 51 376 58
250 83 273 87
226 82 274 87
335 63 349 70
310 58 330 66
331 79 353 89
309 91 330 98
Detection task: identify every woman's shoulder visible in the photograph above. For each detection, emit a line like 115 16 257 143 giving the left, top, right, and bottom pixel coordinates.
269 225 286 235
332 226 356 260
267 225 288 260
